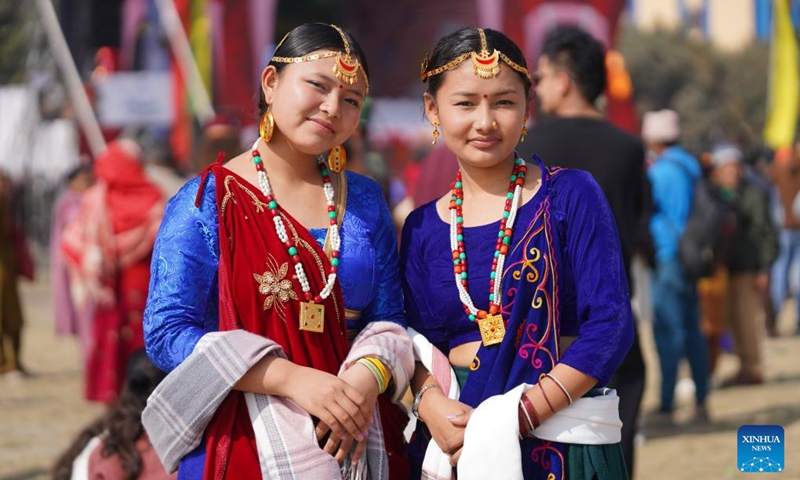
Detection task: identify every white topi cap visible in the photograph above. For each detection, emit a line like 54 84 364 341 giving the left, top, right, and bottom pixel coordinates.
641 109 680 144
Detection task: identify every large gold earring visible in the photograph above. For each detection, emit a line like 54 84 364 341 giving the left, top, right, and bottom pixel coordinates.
328 144 347 173
520 117 528 143
431 120 440 145
260 108 275 143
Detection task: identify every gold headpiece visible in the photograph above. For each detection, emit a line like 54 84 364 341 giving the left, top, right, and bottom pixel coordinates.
420 28 531 82
270 24 369 94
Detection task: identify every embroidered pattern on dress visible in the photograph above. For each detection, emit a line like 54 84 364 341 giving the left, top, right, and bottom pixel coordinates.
253 254 298 322
221 175 269 217
505 199 559 370
220 172 345 333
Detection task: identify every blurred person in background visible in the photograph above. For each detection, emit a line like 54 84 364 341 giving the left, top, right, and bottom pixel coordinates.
61 139 165 403
344 98 391 202
141 23 413 479
709 144 778 386
195 114 242 174
519 25 647 479
52 349 175 480
0 170 27 378
694 148 737 379
642 109 710 425
51 164 95 361
768 144 800 335
141 136 189 201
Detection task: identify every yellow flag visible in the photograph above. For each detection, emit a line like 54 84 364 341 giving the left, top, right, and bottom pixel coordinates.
764 0 799 148
190 0 212 99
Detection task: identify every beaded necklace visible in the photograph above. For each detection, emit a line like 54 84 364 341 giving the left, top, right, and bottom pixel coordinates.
449 156 526 346
251 139 341 333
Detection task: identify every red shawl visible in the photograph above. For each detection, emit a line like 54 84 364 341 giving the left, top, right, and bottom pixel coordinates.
203 162 350 479
93 142 163 236
62 140 164 281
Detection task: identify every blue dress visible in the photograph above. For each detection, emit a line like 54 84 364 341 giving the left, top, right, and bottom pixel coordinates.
401 160 633 479
143 170 405 478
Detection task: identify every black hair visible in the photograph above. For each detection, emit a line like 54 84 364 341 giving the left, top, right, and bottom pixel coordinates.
424 28 532 98
540 26 607 104
257 23 370 116
52 350 167 480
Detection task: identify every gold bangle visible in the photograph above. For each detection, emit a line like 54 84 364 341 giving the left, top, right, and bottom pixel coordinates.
364 357 390 384
357 358 387 393
363 356 390 392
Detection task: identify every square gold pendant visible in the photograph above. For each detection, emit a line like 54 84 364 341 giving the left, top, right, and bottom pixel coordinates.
299 302 325 333
478 314 505 346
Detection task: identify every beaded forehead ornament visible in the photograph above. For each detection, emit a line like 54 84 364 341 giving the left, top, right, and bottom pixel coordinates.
420 28 531 82
271 24 369 94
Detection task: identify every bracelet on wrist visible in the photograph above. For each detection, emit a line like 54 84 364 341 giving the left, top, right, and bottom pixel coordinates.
357 357 388 394
412 383 441 421
538 380 556 414
544 372 573 405
520 393 540 431
518 400 534 436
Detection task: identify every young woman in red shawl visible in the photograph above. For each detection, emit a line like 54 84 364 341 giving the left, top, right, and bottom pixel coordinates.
62 139 165 403
141 23 413 480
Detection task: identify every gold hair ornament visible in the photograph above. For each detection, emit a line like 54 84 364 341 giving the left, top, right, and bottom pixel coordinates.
420 28 531 82
270 24 369 94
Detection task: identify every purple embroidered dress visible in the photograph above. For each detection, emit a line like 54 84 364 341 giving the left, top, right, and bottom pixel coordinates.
401 159 634 479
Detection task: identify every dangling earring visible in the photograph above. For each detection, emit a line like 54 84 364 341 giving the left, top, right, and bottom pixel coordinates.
431 120 440 145
260 107 275 143
520 117 528 143
328 144 347 173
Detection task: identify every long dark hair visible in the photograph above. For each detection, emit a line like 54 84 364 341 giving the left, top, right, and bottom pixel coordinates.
52 350 167 480
257 22 370 116
424 27 532 98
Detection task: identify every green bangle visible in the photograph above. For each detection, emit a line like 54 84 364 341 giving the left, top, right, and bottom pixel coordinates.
357 358 387 393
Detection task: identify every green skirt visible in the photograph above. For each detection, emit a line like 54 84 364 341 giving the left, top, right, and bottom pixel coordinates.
565 389 629 480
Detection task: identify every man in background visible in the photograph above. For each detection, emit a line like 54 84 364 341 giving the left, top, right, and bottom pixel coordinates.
641 109 710 427
519 26 647 479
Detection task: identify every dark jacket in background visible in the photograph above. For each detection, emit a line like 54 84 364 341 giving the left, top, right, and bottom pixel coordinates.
719 181 779 273
520 116 648 288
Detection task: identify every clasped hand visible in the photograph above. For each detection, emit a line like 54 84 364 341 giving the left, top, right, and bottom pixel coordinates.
284 363 379 465
418 390 473 466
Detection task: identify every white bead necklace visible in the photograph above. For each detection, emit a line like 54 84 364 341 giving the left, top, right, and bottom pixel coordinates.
251 138 341 332
449 157 526 345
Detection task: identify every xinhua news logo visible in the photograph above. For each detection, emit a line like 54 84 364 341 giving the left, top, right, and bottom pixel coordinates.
737 425 784 473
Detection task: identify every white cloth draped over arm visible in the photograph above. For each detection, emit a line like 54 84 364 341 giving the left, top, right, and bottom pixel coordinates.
458 385 622 480
407 327 460 480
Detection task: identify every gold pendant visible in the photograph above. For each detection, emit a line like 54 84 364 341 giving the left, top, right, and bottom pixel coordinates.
334 52 360 85
299 302 325 333
471 49 501 79
478 314 505 346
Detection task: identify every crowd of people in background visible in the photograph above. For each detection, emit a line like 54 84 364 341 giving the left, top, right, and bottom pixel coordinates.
1 19 800 480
